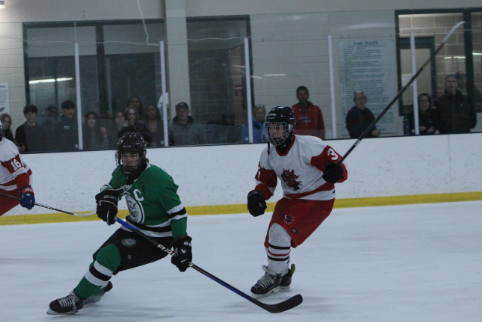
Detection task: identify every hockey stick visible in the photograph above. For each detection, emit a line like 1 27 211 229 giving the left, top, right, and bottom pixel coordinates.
115 217 303 313
0 192 95 216
338 21 466 164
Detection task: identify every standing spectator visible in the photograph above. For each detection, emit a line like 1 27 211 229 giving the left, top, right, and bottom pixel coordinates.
38 105 59 151
0 113 15 142
83 111 108 151
434 74 477 134
127 96 144 119
141 103 164 147
169 102 207 146
0 119 35 216
15 105 47 153
106 110 127 149
241 104 266 143
37 105 59 127
54 100 79 152
345 90 380 138
455 71 482 112
118 106 152 145
292 86 325 139
408 93 436 135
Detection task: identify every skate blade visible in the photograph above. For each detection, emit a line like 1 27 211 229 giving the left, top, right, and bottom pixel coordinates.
279 285 291 291
251 286 280 298
46 308 78 315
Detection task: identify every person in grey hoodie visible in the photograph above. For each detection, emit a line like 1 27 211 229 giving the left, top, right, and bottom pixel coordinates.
168 102 207 146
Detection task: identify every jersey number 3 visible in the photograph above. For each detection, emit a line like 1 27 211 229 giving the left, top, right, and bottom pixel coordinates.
327 148 338 161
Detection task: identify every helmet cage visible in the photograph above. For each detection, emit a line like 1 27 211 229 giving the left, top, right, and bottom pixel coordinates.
116 133 147 176
263 106 296 146
264 121 295 146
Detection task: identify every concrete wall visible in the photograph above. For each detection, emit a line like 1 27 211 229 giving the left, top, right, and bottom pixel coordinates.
5 133 481 216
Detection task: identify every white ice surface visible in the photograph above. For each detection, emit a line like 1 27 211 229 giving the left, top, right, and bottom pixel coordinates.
0 201 481 322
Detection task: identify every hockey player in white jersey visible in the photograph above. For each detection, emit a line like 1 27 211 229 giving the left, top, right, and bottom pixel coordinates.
247 106 348 297
0 119 35 216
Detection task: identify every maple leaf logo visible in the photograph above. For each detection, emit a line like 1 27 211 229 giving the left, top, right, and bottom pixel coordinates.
281 169 301 191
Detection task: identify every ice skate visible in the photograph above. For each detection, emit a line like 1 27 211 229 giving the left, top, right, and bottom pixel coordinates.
280 263 295 290
47 290 84 315
251 265 282 297
83 281 113 305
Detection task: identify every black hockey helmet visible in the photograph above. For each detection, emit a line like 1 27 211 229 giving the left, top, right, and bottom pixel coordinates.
116 132 147 176
263 106 296 146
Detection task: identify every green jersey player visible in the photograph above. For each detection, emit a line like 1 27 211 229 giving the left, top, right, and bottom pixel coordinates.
48 132 193 315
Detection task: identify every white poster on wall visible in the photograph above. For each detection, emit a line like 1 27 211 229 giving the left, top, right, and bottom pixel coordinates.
339 40 398 134
0 83 9 114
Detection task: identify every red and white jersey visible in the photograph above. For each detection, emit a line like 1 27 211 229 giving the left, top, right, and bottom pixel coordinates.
0 138 31 191
254 135 347 201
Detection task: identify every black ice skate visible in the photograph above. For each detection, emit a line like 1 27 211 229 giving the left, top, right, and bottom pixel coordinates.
251 265 282 297
280 264 296 290
47 291 85 315
83 281 113 305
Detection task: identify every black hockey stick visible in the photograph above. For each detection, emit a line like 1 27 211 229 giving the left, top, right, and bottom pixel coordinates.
0 192 95 216
338 21 465 164
116 217 303 313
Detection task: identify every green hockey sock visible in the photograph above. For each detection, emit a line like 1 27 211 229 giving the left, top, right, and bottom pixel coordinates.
74 244 121 299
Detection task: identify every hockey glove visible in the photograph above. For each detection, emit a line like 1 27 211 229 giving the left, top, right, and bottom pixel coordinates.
247 190 267 217
19 185 35 210
171 235 192 272
95 190 119 226
322 162 344 184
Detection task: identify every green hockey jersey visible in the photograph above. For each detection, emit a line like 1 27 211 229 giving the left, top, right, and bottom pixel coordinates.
103 163 188 239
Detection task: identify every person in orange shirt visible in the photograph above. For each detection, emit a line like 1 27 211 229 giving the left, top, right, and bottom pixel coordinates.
291 86 325 139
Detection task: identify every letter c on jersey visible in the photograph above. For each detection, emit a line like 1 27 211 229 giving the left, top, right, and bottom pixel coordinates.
133 189 144 202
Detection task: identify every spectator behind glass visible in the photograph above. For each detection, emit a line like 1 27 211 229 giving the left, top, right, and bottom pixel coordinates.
37 104 59 127
455 71 482 112
141 103 164 147
106 110 127 149
169 102 207 146
345 90 380 138
83 111 108 151
118 106 152 145
434 74 477 134
408 93 436 135
54 100 79 151
15 105 47 153
0 113 14 142
241 104 266 143
292 86 325 139
127 96 144 119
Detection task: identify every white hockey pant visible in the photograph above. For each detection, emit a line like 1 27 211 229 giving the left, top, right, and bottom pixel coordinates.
266 223 291 275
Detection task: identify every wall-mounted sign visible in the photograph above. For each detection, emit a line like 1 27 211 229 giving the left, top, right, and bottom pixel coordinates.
0 83 9 114
339 40 398 134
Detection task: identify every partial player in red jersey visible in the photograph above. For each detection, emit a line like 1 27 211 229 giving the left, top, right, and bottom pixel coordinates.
247 106 347 297
0 119 35 215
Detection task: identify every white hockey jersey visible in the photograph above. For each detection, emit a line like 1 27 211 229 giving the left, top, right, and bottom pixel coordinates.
254 135 347 201
0 138 31 191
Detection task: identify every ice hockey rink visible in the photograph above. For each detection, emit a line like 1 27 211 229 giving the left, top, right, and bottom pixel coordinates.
0 201 481 322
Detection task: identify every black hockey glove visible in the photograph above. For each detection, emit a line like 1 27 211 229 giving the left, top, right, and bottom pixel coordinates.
247 190 267 217
322 162 344 184
171 235 192 272
95 190 119 226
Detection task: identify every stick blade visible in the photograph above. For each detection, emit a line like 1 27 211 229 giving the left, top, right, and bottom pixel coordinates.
261 294 303 313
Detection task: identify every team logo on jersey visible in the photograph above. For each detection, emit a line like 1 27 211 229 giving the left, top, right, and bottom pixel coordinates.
284 215 294 225
125 193 145 224
122 238 136 247
281 169 301 191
